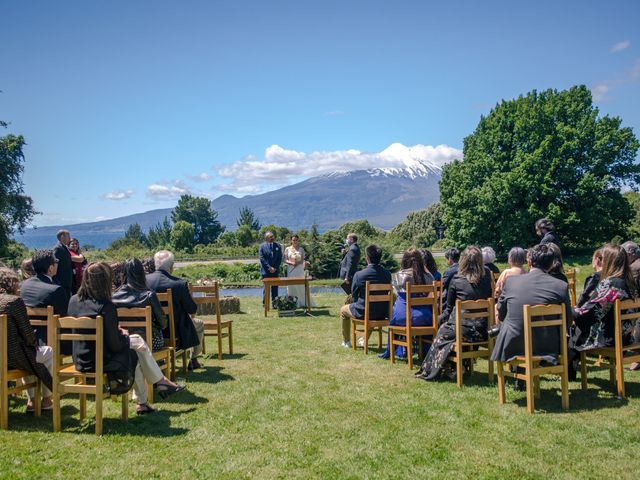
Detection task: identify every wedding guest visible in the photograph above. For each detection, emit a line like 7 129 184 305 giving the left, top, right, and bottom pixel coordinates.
284 234 313 308
339 233 361 294
491 244 571 371
339 245 391 348
146 250 204 370
0 267 53 412
69 262 184 415
546 243 568 283
20 259 35 280
259 231 283 307
52 230 73 298
415 246 492 381
68 238 87 294
441 248 460 300
482 247 500 274
420 249 441 281
576 248 603 308
378 248 434 359
494 247 527 300
112 258 168 351
621 241 640 290
536 218 559 246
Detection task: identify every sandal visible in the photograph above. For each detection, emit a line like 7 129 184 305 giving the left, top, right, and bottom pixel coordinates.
136 403 157 415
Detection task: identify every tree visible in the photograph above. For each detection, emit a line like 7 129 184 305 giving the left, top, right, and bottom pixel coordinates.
259 224 291 243
439 86 640 252
172 195 224 244
0 122 37 255
336 220 381 240
109 222 146 250
236 224 256 247
624 191 640 242
146 217 172 249
170 220 195 252
216 231 237 247
236 206 261 231
391 202 444 246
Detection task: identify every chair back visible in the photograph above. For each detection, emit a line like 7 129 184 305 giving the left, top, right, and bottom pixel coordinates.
52 315 104 378
405 283 437 336
116 306 153 344
189 283 221 326
156 289 176 349
26 306 55 346
364 282 393 321
614 298 640 349
0 314 8 384
522 304 567 364
454 298 495 344
432 280 443 315
565 269 577 307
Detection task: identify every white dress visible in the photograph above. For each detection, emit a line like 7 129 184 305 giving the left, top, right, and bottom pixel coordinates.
284 246 314 307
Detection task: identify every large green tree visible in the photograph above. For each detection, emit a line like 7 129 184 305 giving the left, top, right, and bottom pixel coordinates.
236 206 261 231
0 122 37 253
440 86 640 252
146 217 172 249
170 220 196 252
172 195 224 245
391 202 444 247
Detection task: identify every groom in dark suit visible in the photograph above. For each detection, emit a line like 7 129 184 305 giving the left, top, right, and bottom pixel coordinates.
259 231 283 307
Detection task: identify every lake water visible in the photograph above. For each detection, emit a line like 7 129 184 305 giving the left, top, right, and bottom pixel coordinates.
220 286 344 297
13 231 124 249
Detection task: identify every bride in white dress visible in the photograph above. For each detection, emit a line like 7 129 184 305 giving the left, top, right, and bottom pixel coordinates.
284 234 314 307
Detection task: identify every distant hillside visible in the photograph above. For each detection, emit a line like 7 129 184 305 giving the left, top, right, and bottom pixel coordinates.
15 162 441 249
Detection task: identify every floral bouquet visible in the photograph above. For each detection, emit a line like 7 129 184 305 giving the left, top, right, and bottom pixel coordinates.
291 252 302 265
274 295 298 311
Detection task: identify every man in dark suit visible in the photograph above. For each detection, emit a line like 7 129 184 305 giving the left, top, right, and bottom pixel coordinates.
339 233 361 294
441 248 460 300
52 229 73 299
491 244 572 367
20 249 70 352
339 244 392 347
259 231 283 307
622 241 640 290
146 250 204 370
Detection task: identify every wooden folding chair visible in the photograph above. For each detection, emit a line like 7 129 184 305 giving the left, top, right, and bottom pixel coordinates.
351 282 392 354
26 305 54 347
189 284 233 360
565 269 577 307
450 298 495 387
156 289 187 380
116 306 171 403
1 314 42 429
497 304 569 413
51 315 129 435
388 283 438 369
579 298 640 399
432 280 443 316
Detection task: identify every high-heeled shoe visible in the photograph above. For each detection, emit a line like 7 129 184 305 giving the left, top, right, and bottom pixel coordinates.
156 383 186 399
136 403 157 415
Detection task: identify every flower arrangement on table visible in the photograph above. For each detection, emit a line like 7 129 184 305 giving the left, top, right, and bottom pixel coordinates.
274 295 298 311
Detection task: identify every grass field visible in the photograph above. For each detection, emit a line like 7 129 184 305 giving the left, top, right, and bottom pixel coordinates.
3 282 640 479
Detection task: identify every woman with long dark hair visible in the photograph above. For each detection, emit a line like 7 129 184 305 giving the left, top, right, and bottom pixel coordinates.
68 262 184 415
378 249 434 359
420 249 441 281
415 246 492 381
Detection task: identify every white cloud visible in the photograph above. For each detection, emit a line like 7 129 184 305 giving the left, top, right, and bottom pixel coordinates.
611 40 630 53
146 180 191 199
95 216 112 221
103 189 134 201
216 143 462 194
591 83 610 102
188 172 213 182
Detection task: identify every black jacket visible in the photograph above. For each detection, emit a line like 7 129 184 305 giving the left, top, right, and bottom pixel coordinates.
68 296 136 374
339 243 361 281
20 273 69 350
539 231 559 246
112 285 168 337
52 241 73 295
349 264 392 319
442 263 459 299
491 268 571 362
439 272 493 325
146 269 199 350
577 272 600 308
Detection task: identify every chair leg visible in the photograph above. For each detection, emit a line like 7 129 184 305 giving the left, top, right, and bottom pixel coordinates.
202 334 207 355
561 372 569 411
182 350 188 375
34 380 41 417
1 381 8 430
580 352 588 391
147 382 153 404
456 356 463 388
378 328 382 349
351 320 356 350
407 337 413 370
95 393 103 436
53 385 61 433
488 357 494 383
497 362 506 405
389 332 395 364
78 377 86 421
217 327 223 361
364 328 369 355
525 374 535 414
170 350 177 381
121 392 128 422
228 324 233 355
534 377 541 399
615 357 625 398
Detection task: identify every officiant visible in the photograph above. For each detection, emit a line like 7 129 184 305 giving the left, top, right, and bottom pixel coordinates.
259 231 283 307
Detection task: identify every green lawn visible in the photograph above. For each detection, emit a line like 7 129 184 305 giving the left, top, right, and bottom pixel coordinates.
2 292 640 479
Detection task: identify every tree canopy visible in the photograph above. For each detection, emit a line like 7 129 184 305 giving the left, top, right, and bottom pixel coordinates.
439 85 640 252
391 202 443 247
172 195 224 245
237 206 261 231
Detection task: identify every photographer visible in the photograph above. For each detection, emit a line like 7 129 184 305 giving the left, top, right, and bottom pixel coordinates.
339 233 360 294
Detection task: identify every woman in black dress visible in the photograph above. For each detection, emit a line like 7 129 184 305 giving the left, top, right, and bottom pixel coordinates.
415 246 492 381
576 248 603 308
536 218 559 246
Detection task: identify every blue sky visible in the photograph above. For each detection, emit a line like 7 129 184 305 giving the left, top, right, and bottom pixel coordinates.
1 0 639 226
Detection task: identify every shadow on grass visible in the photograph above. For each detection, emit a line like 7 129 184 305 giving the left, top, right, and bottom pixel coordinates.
203 352 247 361
182 365 235 385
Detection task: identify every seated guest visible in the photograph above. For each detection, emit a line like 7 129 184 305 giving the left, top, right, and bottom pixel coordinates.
378 249 434 359
420 249 441 281
494 247 527 299
68 238 87 294
571 244 637 356
112 258 168 352
491 244 571 368
442 248 460 300
20 249 69 349
621 241 640 291
69 262 184 415
577 248 603 308
482 246 500 274
146 250 204 370
339 245 392 348
0 267 53 412
536 218 559 246
415 246 492 381
547 243 568 283
20 259 35 280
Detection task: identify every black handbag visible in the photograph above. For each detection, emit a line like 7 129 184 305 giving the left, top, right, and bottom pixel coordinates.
107 370 135 395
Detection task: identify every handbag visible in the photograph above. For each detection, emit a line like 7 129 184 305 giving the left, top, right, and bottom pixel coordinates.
107 370 135 395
